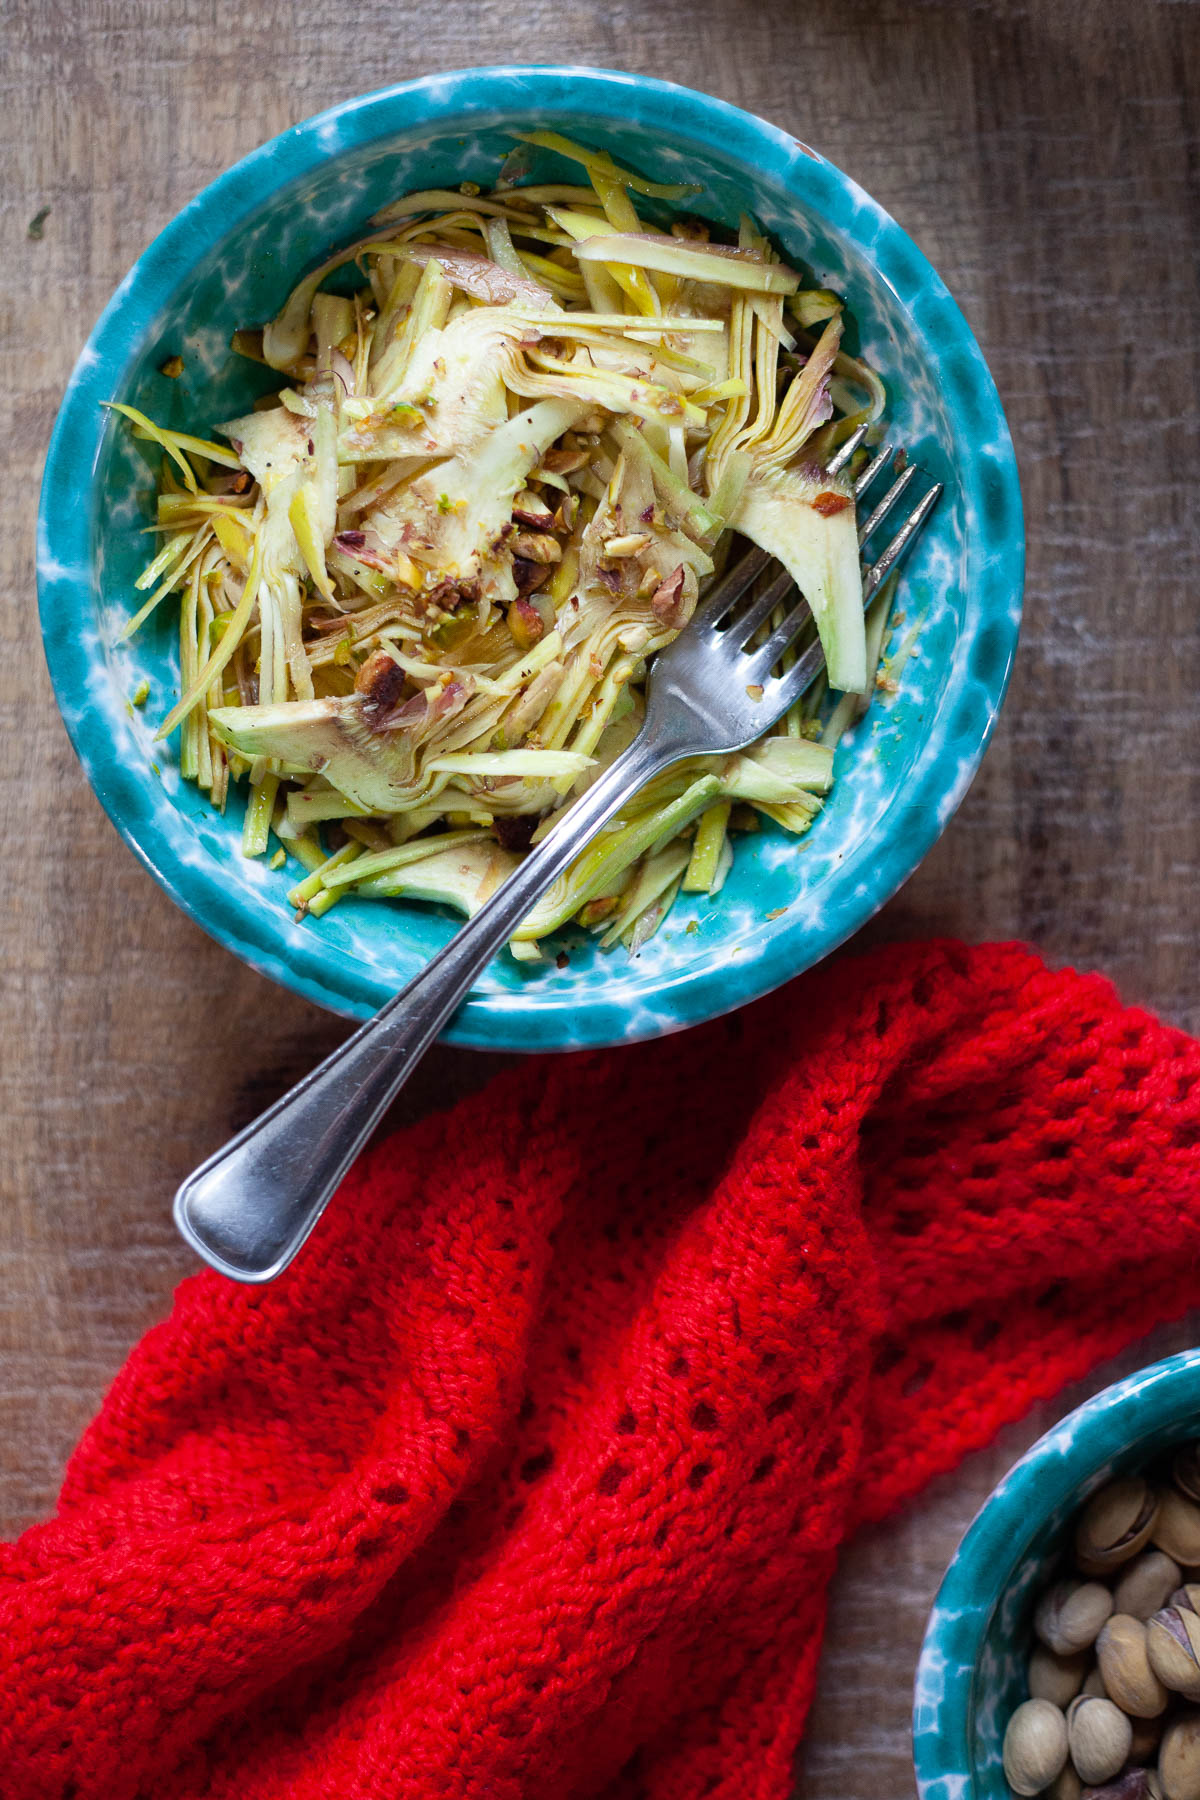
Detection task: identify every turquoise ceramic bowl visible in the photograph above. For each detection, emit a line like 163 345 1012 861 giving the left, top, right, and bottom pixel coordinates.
37 66 1022 1050
914 1350 1200 1800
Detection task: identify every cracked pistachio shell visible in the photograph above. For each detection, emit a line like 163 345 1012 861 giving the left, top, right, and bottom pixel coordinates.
1172 1586 1200 1615
1030 1645 1092 1707
1077 1478 1160 1576
1079 1772 1161 1800
1160 1711 1200 1800
1115 1553 1184 1621
1154 1493 1200 1567
1037 1580 1116 1655
1096 1614 1170 1717
1068 1694 1133 1786
1147 1608 1200 1701
1003 1697 1070 1796
1174 1445 1200 1506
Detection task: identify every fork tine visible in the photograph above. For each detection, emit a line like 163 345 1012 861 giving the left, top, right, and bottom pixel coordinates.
723 566 796 650
862 482 943 599
744 598 813 680
690 544 773 630
825 421 869 476
857 462 918 545
854 440 893 498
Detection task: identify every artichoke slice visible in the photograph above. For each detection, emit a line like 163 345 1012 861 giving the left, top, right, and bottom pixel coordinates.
732 465 867 695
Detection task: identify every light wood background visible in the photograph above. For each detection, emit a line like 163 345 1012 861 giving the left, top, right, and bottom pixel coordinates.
2 1 1198 1793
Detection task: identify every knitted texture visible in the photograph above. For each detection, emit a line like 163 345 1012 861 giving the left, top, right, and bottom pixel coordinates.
3 940 1200 1800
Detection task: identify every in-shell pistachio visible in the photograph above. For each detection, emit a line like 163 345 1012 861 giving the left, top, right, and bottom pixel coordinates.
1147 1607 1200 1700
1069 1694 1134 1786
1097 1614 1170 1716
1030 1644 1091 1707
1160 1710 1200 1800
1003 1697 1070 1796
1130 1714 1167 1764
1037 1579 1116 1654
1077 1478 1161 1576
1116 1553 1184 1621
1080 1772 1160 1800
1048 1766 1084 1800
1083 1665 1110 1698
1174 1586 1200 1615
1154 1493 1200 1567
1174 1445 1200 1506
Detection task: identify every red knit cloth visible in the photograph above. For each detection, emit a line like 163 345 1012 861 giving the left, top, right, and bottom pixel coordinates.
3 941 1199 1800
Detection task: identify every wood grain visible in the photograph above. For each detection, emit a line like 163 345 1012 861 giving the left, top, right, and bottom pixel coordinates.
1 1 1198 1793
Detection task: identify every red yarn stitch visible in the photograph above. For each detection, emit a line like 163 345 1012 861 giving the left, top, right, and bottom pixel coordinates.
2 941 1199 1800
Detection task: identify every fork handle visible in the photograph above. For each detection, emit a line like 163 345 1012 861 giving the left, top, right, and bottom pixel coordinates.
173 726 689 1282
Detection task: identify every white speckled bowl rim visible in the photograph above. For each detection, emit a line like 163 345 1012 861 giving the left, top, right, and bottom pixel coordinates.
913 1347 1200 1800
38 66 1023 1051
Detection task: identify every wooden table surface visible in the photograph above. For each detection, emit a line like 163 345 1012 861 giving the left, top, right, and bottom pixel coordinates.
3 1 1198 1792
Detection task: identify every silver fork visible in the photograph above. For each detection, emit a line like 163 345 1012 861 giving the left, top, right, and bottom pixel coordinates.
175 428 942 1282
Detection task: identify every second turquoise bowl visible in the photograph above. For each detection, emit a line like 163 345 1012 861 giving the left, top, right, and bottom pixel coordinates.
914 1350 1200 1800
38 66 1023 1050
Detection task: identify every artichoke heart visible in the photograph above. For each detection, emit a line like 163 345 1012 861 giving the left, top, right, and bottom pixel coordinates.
367 395 584 606
209 696 426 813
342 303 542 462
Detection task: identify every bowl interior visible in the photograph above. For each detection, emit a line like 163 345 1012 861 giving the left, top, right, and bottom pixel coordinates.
40 72 1021 1047
914 1351 1200 1800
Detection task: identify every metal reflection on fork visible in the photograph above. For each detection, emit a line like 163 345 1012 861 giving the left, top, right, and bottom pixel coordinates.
173 429 944 1285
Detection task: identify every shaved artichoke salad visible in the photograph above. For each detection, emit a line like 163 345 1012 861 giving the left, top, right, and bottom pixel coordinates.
115 131 898 959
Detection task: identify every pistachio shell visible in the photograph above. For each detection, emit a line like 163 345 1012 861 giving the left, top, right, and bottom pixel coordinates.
1154 1493 1200 1567
1037 1580 1116 1655
1146 1608 1200 1700
1097 1615 1171 1716
1030 1645 1091 1708
1080 1773 1160 1800
1174 1445 1200 1506
1047 1766 1084 1800
1173 1587 1200 1616
1159 1710 1200 1800
1003 1697 1070 1796
1069 1695 1134 1786
1077 1478 1160 1576
1115 1553 1184 1621
1131 1715 1168 1765
1151 1605 1200 1699
1083 1666 1110 1698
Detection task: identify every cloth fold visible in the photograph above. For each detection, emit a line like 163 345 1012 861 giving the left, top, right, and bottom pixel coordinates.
2 940 1199 1800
